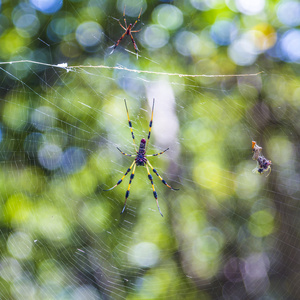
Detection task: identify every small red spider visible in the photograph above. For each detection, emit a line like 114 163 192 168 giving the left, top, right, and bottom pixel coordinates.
112 7 142 58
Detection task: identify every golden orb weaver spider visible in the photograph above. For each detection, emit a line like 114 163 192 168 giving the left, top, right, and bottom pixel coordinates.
112 7 142 58
104 99 179 217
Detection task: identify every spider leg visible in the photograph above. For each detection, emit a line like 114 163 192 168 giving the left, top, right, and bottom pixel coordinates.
129 33 139 59
117 19 126 31
121 163 137 214
131 29 142 33
131 8 142 30
104 160 135 191
145 99 155 151
123 5 127 28
147 160 179 191
146 164 163 217
146 148 169 157
124 99 138 152
113 31 127 50
117 147 136 157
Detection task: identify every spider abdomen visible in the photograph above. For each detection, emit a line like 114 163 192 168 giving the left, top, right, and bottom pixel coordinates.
135 138 147 166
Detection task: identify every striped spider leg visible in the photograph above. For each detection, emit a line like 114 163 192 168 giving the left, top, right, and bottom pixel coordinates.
112 7 142 58
104 99 179 217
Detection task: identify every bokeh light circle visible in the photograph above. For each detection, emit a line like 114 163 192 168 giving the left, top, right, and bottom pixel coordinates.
142 25 169 49
277 1 300 27
61 147 86 174
153 4 183 30
31 106 56 131
175 31 201 56
12 4 40 38
210 20 237 46
0 257 22 282
76 21 103 49
116 0 147 17
38 144 62 170
235 0 265 15
280 29 300 62
129 242 160 268
48 13 78 41
30 0 63 14
190 0 210 11
7 232 32 259
228 36 258 66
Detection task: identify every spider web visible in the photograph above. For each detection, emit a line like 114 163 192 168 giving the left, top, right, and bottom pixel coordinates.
0 1 299 299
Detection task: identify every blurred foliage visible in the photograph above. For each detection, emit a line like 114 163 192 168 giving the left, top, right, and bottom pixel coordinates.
0 0 300 299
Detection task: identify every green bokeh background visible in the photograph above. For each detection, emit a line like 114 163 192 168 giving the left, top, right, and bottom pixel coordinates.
0 0 299 299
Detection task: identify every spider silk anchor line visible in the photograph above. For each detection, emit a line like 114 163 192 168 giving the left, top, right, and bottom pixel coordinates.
104 99 179 217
